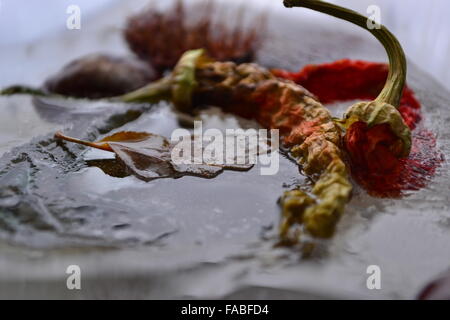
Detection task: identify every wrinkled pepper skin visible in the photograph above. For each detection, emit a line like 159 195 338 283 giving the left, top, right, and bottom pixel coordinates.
122 50 353 240
191 60 352 239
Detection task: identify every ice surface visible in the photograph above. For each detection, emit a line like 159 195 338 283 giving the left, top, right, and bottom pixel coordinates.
0 0 449 300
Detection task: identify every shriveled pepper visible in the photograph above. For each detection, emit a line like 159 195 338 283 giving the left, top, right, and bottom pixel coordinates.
120 49 352 241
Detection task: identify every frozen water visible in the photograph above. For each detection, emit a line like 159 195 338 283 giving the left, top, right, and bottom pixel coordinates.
0 0 449 300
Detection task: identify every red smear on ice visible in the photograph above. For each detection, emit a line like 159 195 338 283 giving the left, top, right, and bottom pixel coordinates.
273 60 443 197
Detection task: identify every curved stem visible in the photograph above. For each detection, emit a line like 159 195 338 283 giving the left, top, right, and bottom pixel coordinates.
284 0 406 107
119 76 172 103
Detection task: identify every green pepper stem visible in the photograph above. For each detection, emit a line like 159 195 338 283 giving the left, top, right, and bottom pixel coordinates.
0 85 50 97
284 0 406 107
118 76 172 103
0 81 172 104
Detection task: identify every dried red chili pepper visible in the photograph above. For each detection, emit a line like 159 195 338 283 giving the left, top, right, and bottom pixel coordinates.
275 59 443 196
120 49 353 240
274 64 441 198
281 0 442 197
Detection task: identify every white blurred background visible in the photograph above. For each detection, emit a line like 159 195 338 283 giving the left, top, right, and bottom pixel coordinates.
0 0 449 89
